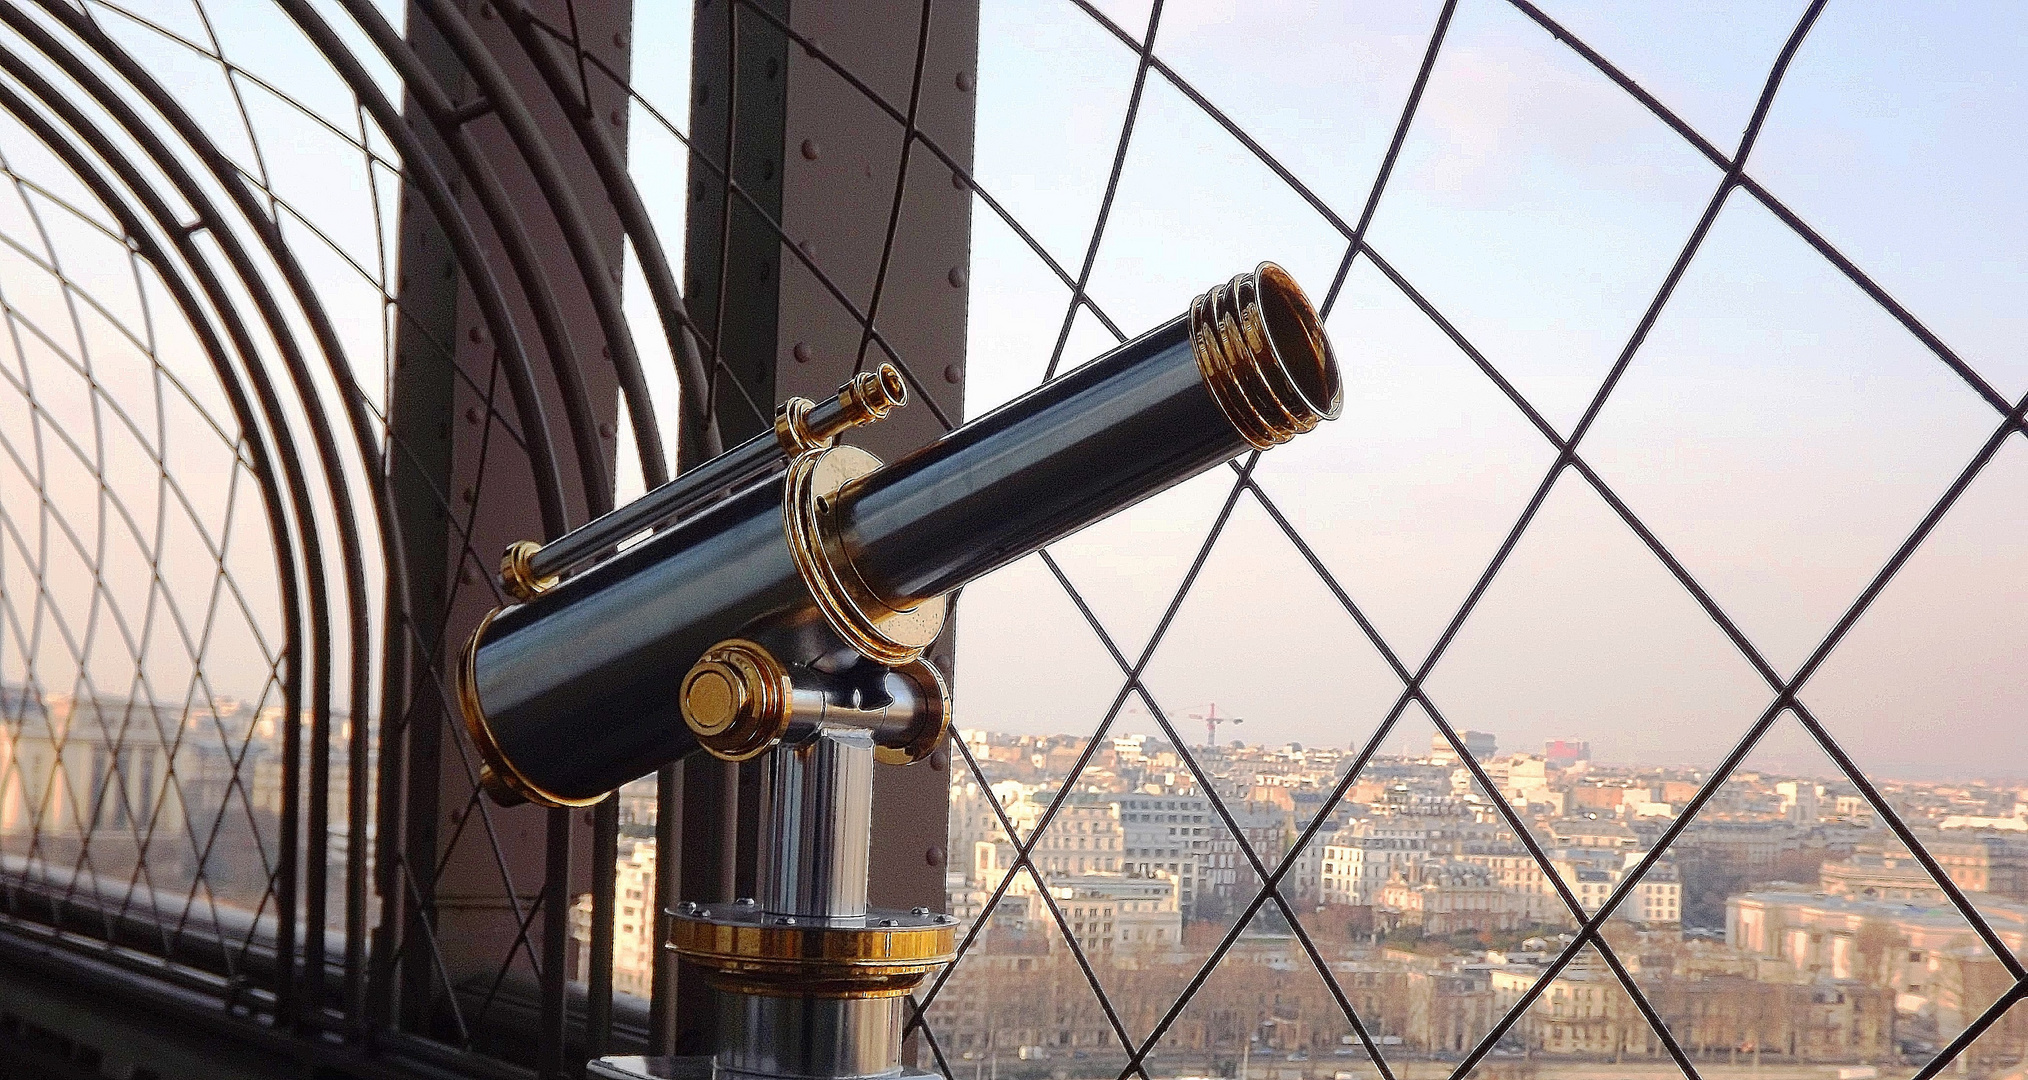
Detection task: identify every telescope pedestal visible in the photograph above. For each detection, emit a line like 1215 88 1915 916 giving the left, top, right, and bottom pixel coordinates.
651 728 955 1080
714 993 905 1080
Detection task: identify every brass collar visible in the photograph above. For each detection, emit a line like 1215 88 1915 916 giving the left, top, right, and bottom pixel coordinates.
781 445 946 665
670 903 957 999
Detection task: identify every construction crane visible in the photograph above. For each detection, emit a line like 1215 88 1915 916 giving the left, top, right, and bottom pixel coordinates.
1188 703 1242 748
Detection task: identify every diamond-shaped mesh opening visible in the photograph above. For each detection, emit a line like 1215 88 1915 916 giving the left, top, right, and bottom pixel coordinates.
1748 3 2028 402
922 861 1143 1072
1135 493 1401 839
1525 4 1805 148
1273 704 1569 1069
1006 724 1261 1047
961 208 1077 419
1422 470 1773 800
1580 193 2004 675
1249 257 1558 666
972 0 1147 274
1041 467 1236 660
1076 72 1347 344
1800 436 2028 786
1138 932 1384 1080
1361 0 1725 438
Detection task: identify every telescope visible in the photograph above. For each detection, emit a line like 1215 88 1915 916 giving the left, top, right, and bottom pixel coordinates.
460 263 1340 1080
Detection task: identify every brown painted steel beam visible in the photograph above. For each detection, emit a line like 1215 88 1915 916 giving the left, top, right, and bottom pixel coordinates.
667 0 979 1065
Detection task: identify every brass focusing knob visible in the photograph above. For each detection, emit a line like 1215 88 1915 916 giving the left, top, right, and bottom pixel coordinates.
500 539 557 601
681 640 792 762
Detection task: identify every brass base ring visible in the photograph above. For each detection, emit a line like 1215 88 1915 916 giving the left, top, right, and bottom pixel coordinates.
669 903 957 999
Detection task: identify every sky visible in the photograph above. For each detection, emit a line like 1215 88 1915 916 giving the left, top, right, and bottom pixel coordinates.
0 1 2020 783
946 0 2028 781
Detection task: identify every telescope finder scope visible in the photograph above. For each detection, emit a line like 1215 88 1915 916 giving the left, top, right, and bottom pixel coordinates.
458 262 1342 807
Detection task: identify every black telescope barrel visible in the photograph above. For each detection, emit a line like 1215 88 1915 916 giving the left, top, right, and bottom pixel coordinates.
839 262 1339 607
838 314 1223 608
467 477 807 804
461 264 1340 805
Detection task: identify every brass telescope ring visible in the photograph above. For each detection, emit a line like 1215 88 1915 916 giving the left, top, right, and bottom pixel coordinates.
458 608 607 808
1191 262 1341 450
781 444 947 665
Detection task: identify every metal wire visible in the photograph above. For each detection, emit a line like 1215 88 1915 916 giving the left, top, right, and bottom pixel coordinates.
0 2 2017 1078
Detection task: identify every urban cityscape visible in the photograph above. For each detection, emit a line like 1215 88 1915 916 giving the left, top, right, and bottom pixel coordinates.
0 685 359 935
6 684 2025 1079
584 726 2028 1080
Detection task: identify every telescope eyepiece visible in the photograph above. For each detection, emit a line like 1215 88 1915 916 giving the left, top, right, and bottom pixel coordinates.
1193 262 1343 450
778 363 909 455
845 364 907 423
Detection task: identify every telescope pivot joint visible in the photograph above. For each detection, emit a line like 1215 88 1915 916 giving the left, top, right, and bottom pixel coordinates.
681 638 950 766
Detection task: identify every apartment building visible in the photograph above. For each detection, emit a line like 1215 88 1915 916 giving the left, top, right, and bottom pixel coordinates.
1116 791 1210 916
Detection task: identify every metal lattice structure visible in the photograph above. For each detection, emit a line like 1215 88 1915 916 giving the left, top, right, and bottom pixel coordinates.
0 1 2018 1079
912 4 2026 1080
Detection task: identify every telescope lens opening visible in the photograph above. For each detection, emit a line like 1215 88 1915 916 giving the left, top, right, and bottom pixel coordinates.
876 363 907 409
1254 262 1343 422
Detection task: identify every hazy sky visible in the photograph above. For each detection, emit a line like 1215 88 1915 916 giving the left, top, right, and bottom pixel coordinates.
949 0 2028 781
0 1 2021 783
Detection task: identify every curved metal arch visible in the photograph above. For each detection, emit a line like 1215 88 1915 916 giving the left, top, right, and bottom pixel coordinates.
0 2 376 1015
0 0 651 1036
299 0 602 531
401 0 667 498
0 20 331 1011
487 0 722 469
0 0 918 1067
1 13 734 1051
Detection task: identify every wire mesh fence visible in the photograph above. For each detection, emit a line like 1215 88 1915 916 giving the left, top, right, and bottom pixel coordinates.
916 3 2027 1080
0 1 2018 1079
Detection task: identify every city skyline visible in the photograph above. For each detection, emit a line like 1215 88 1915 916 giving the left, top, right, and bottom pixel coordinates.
938 702 2028 785
907 714 2028 1075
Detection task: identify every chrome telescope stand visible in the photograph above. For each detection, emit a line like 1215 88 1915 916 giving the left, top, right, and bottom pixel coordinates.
592 726 954 1080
